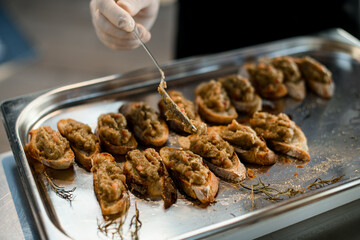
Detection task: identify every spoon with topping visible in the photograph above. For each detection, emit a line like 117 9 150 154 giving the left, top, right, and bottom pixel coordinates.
133 27 197 134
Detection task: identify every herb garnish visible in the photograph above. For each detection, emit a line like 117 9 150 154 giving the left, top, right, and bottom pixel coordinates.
130 201 142 240
97 201 141 240
238 175 344 209
44 171 76 203
97 216 125 240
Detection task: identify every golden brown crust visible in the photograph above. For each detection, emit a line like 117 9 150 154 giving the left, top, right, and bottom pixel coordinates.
159 147 219 204
119 102 169 147
26 126 74 170
57 119 101 171
92 152 130 217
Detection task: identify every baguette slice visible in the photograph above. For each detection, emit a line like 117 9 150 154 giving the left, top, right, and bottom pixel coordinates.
265 56 306 101
266 124 309 161
96 113 137 155
246 63 288 99
119 102 169 146
232 94 262 115
160 147 219 204
195 80 238 124
250 112 310 161
295 56 334 99
285 81 306 101
124 148 177 209
218 74 262 114
209 123 277 166
57 119 101 171
92 153 130 217
188 133 246 182
26 126 74 170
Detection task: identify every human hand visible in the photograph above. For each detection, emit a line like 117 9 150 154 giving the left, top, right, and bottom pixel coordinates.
90 0 159 50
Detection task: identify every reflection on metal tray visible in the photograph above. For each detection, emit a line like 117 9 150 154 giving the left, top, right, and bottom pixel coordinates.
1 29 360 240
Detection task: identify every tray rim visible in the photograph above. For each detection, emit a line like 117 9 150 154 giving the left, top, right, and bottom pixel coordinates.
2 28 360 240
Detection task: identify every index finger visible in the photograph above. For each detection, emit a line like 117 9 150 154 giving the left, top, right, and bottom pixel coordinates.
93 0 135 32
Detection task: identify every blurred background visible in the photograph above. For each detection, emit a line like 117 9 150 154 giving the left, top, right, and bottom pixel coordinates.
0 0 177 153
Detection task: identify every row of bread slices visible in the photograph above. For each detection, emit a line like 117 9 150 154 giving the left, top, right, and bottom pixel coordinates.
194 56 334 128
24 116 216 215
245 55 334 100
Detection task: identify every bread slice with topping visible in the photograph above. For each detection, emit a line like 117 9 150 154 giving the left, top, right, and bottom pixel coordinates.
58 119 101 171
124 148 177 209
209 120 277 166
249 112 310 161
195 80 238 124
160 147 219 204
26 126 74 170
295 56 334 98
96 113 137 155
91 152 130 217
119 102 169 147
187 132 246 182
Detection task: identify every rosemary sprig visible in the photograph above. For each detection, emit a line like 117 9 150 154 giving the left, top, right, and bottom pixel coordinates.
97 201 141 240
44 171 76 203
130 201 142 240
97 216 125 240
239 175 344 204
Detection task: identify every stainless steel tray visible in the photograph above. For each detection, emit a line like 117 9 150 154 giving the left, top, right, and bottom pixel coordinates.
2 29 360 240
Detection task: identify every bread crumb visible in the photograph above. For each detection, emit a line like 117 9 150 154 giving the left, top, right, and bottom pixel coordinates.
294 172 298 177
247 168 255 179
296 165 304 168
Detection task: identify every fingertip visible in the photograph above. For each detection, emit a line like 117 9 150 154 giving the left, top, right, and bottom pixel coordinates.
135 24 151 43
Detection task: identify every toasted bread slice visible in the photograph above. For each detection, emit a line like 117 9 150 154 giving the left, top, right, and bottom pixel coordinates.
265 56 306 101
96 113 137 155
246 63 288 99
26 126 74 170
188 133 246 182
57 119 101 171
285 81 306 101
250 112 310 161
124 148 177 209
119 102 169 147
218 74 262 114
208 122 277 166
195 80 238 124
306 79 334 99
159 147 219 204
92 152 130 217
232 94 262 114
266 124 309 161
295 56 334 99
